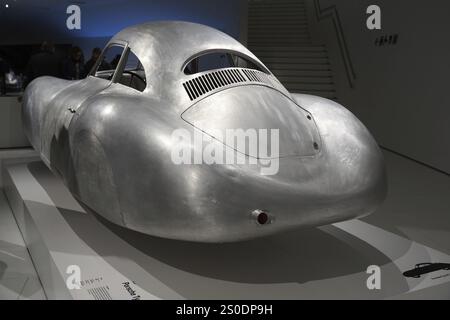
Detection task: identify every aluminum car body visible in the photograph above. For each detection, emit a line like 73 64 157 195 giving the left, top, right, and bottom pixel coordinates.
22 21 387 242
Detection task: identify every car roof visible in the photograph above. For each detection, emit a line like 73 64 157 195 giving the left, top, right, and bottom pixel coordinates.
108 21 268 97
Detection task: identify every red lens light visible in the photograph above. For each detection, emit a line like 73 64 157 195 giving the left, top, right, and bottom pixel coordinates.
257 212 269 225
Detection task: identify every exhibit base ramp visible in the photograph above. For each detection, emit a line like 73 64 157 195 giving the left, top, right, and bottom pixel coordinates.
2 160 450 299
3 161 174 299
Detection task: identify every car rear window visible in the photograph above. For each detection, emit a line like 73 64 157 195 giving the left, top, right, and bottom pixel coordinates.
184 52 268 75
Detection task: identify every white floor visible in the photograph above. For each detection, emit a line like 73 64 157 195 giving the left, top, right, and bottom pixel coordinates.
0 149 449 299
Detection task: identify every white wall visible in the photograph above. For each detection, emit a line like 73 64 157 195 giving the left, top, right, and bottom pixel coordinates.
0 97 29 148
305 0 450 173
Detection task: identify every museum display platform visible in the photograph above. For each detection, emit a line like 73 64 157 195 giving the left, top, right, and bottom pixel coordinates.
0 150 449 299
0 188 45 299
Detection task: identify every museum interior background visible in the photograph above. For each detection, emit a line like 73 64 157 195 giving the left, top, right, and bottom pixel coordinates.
1 0 449 174
0 0 449 299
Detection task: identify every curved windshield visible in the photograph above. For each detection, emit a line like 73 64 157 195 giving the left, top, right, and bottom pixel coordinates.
184 51 268 75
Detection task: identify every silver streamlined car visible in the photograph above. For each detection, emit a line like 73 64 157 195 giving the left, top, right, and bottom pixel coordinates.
22 21 387 242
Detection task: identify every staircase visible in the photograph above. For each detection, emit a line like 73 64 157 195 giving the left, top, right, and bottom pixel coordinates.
248 0 337 100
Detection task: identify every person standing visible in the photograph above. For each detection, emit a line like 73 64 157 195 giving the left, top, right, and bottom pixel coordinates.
24 41 61 87
84 47 110 77
62 46 85 80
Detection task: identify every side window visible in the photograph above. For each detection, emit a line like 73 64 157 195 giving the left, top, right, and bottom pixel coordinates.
93 44 125 80
116 50 146 92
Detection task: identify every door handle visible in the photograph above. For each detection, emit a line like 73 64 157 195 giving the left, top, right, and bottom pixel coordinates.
68 107 76 114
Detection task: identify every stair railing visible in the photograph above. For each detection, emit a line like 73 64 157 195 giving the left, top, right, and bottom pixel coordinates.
313 0 356 88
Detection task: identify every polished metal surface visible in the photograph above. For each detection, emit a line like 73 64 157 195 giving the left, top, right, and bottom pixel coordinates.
22 21 387 242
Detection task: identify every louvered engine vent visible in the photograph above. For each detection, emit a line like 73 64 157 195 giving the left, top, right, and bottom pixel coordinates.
241 69 272 86
183 68 276 101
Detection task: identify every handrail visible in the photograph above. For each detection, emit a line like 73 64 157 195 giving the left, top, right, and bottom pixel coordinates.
313 0 356 88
